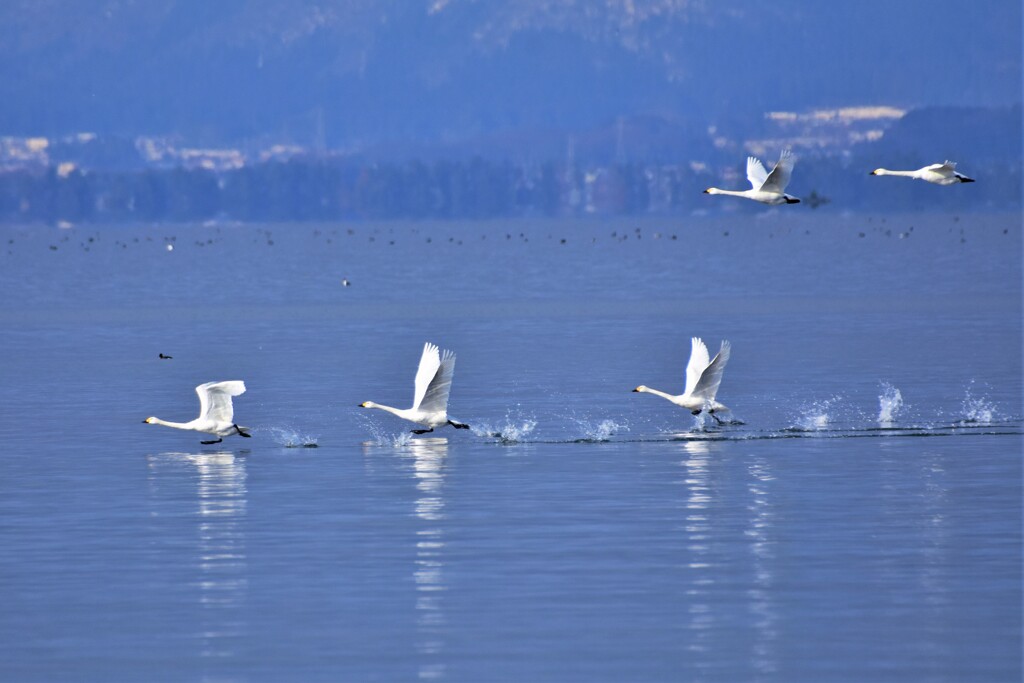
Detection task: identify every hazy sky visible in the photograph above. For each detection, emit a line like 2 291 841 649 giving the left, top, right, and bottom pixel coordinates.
0 1 1019 144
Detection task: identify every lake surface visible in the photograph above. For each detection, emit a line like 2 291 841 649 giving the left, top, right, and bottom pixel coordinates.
0 212 1020 682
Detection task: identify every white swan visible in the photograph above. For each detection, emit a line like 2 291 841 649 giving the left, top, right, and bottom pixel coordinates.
633 338 732 421
144 381 251 444
870 160 975 185
704 150 800 205
361 342 470 434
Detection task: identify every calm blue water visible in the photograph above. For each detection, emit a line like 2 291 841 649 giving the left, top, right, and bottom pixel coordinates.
1 213 1021 682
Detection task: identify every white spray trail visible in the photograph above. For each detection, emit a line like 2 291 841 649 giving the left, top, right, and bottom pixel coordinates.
261 426 319 448
571 418 629 442
961 385 998 424
877 383 904 425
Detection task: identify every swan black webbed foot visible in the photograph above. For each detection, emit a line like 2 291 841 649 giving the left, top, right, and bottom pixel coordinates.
448 420 470 430
201 438 223 445
235 424 251 438
411 428 434 435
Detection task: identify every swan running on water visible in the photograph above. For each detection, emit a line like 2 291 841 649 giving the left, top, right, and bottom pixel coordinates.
361 342 470 434
704 150 800 205
634 338 732 422
870 160 975 185
144 381 251 444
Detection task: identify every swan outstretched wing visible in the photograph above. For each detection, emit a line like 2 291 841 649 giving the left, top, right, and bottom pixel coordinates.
684 337 711 396
416 345 456 413
691 341 731 400
196 381 246 423
760 149 795 193
412 342 441 410
747 156 769 190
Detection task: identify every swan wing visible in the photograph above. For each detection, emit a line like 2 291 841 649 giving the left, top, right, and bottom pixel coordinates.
196 381 246 423
684 337 711 396
924 161 956 177
746 156 769 190
412 342 442 410
691 341 731 400
417 347 456 414
759 149 795 193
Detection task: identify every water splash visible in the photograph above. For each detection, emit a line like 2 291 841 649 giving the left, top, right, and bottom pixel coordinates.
357 413 417 446
472 414 537 443
792 397 842 431
877 383 904 425
961 385 998 424
572 418 628 443
262 426 319 448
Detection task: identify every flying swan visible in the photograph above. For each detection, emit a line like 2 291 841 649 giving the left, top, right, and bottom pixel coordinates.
361 342 470 434
704 150 800 205
633 338 732 422
869 161 975 185
144 381 251 444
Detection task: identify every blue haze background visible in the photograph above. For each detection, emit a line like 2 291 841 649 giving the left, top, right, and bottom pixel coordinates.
0 2 1022 682
0 1 1019 145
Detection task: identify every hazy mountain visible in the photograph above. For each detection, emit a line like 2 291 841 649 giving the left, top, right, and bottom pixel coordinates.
0 1 1019 150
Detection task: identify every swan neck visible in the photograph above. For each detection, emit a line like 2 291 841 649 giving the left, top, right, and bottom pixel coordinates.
640 387 677 401
367 403 404 418
877 169 914 177
707 188 747 197
150 417 193 430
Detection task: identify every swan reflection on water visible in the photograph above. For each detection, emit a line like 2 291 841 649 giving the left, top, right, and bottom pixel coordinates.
406 438 449 681
146 450 248 660
676 440 779 677
362 436 450 680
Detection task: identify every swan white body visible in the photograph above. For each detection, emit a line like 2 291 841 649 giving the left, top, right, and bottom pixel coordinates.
361 342 470 434
634 338 732 417
144 381 250 444
704 150 800 205
870 161 975 185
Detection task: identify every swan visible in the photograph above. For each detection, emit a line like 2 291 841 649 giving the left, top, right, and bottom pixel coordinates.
870 161 975 185
360 342 470 434
633 338 732 422
704 150 800 205
144 381 251 444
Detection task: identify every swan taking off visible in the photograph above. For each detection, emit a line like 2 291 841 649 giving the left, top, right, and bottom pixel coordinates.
360 342 470 434
704 150 800 205
633 338 732 422
870 161 975 185
144 381 251 444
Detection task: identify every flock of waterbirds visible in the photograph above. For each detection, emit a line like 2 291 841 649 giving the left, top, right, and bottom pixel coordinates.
144 338 732 445
709 152 975 205
27 149 994 445
7 152 982 257
144 336 1011 447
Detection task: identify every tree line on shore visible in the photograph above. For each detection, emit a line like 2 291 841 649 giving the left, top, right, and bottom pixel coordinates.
0 155 1017 224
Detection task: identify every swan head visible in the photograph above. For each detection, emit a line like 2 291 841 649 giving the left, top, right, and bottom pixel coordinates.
870 169 884 176
143 417 157 424
632 385 648 393
359 401 376 409
702 188 715 194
